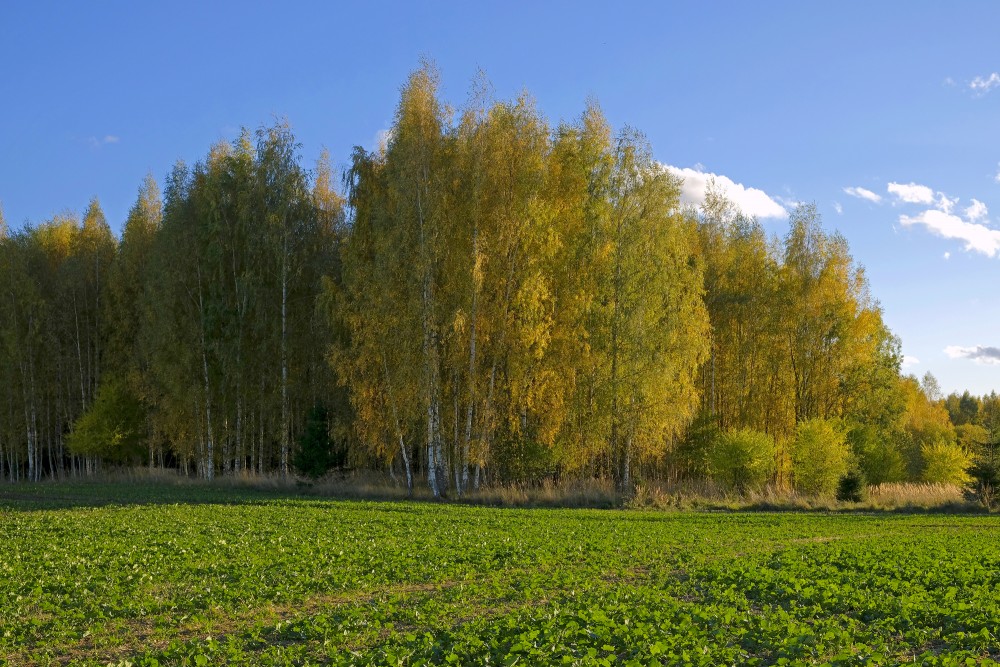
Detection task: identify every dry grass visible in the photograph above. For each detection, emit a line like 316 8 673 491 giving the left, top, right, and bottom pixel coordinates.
866 482 970 511
626 479 982 513
463 478 620 508
42 466 987 513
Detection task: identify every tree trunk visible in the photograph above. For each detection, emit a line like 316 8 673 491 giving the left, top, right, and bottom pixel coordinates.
197 268 215 481
460 230 479 496
280 226 290 478
382 353 413 496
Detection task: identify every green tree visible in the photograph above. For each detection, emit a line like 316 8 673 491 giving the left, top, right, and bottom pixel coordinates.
294 405 338 478
105 175 161 467
897 375 957 479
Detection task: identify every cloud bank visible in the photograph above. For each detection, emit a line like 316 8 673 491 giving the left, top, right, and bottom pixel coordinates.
859 176 1000 258
944 345 1000 365
899 209 1000 257
664 165 787 220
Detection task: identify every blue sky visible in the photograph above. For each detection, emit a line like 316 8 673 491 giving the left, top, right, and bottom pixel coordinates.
1 1 997 395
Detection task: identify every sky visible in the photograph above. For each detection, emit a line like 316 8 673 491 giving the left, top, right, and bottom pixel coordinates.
1 1 997 396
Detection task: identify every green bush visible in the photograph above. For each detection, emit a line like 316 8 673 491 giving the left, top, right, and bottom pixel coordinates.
673 411 719 480
847 425 906 485
921 441 971 485
791 418 850 496
67 376 147 462
709 428 776 493
294 405 337 478
836 470 865 503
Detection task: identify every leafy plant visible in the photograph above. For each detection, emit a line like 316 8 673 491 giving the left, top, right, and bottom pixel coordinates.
965 454 1000 509
791 418 850 496
4 484 1000 666
921 440 972 485
293 405 339 478
835 470 865 503
709 428 776 492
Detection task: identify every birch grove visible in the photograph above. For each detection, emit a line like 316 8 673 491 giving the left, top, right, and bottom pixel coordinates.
0 63 993 491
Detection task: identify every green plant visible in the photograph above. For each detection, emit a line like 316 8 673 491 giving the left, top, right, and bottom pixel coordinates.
921 441 972 485
791 418 850 496
965 455 1000 509
4 485 1000 666
293 405 338 478
846 425 906 485
674 411 719 480
709 428 776 492
836 470 865 503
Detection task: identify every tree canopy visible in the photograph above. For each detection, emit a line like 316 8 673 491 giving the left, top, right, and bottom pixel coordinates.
0 63 990 494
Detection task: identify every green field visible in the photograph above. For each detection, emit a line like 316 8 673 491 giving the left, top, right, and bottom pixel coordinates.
2 484 999 666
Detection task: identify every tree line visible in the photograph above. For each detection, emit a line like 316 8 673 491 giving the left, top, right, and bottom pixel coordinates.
1 63 996 495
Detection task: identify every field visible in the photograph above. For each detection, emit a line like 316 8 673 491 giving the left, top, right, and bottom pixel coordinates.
2 483 1000 666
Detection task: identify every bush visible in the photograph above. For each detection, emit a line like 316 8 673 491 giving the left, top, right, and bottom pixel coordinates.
921 441 971 485
673 411 719 480
67 376 148 463
836 470 865 503
709 428 776 493
791 418 850 496
847 425 906 485
294 405 336 479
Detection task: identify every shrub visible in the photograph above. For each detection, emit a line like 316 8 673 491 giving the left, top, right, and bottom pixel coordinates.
836 470 865 503
791 418 850 496
294 405 336 479
67 376 148 463
709 428 776 493
921 441 971 485
847 425 906 485
673 411 719 480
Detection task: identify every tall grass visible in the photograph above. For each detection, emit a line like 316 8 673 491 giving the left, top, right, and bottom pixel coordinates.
13 466 987 512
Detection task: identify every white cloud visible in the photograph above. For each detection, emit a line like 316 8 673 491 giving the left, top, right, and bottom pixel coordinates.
944 345 1000 365
902 355 920 369
936 193 959 214
843 186 882 204
664 165 787 220
899 209 1000 257
943 251 951 260
774 195 803 210
970 73 1000 95
887 182 935 205
965 198 988 222
833 202 843 215
86 135 120 148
